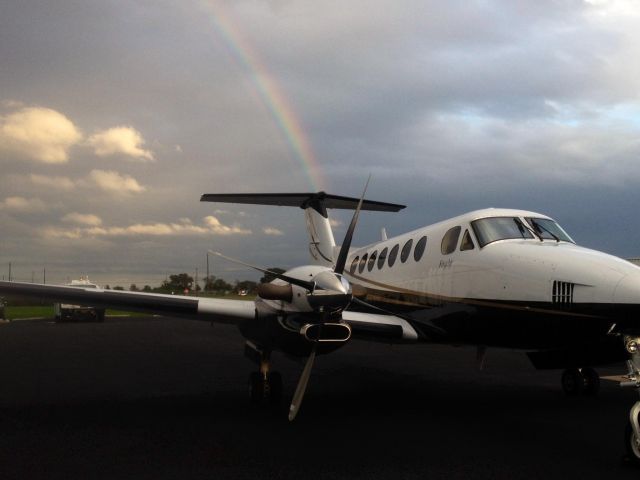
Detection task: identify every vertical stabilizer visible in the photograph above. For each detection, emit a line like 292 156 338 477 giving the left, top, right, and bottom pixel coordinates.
304 207 336 267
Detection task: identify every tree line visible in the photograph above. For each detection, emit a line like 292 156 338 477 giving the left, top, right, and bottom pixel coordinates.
104 268 286 295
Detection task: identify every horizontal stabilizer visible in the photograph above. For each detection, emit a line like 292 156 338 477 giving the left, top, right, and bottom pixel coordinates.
200 192 405 214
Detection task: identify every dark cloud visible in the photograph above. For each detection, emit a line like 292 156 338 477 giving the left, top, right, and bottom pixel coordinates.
1 0 640 285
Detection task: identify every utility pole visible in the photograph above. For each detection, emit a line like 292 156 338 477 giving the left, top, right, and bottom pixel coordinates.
195 267 198 295
206 252 210 292
43 267 46 285
8 263 11 282
31 271 34 283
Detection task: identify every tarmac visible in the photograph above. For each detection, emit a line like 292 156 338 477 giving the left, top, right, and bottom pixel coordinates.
0 315 639 479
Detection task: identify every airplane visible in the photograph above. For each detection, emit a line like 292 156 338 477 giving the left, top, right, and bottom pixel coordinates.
2 186 640 463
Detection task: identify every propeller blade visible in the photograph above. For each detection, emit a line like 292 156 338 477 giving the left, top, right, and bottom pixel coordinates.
288 343 317 421
334 175 371 275
209 251 315 291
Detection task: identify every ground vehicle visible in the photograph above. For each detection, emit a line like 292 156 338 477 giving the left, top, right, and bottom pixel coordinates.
54 278 105 322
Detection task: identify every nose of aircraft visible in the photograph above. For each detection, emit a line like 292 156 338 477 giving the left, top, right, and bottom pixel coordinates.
614 273 640 305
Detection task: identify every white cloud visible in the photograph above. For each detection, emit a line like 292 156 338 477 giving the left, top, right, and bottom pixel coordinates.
0 107 82 163
62 212 103 226
0 196 48 212
263 227 284 236
30 174 75 191
89 169 146 194
87 126 154 161
2 100 24 109
42 216 251 239
204 216 252 235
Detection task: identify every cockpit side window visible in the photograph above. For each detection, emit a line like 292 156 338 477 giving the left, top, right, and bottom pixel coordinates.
460 229 475 251
441 226 461 255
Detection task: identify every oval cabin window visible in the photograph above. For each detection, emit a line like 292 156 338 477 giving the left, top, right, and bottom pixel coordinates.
368 251 377 272
377 247 388 269
350 257 359 274
388 244 400 267
400 239 413 263
414 236 427 261
359 253 368 274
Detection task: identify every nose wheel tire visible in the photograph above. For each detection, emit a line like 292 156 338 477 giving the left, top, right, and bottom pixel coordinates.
561 367 600 396
581 367 600 395
561 368 584 396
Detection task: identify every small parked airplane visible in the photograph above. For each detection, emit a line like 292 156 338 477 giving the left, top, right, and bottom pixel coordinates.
2 185 640 462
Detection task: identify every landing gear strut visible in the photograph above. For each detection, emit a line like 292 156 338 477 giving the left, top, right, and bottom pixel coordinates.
621 335 640 465
561 367 600 396
245 344 283 405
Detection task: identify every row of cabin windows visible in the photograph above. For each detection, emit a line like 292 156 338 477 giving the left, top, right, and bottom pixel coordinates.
348 226 475 275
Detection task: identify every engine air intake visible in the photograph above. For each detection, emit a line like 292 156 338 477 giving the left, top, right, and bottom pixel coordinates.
301 323 352 343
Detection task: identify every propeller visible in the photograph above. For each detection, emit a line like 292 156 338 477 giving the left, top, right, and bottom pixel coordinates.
208 251 315 291
288 342 317 421
211 178 375 421
287 177 370 421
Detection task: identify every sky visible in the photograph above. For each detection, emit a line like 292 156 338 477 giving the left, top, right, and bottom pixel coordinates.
2 0 640 287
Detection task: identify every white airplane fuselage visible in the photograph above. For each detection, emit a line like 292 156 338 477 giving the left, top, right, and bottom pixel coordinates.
335 208 640 350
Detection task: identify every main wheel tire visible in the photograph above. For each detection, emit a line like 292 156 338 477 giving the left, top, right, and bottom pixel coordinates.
581 367 600 396
625 422 640 465
561 368 585 396
248 372 264 404
267 371 283 405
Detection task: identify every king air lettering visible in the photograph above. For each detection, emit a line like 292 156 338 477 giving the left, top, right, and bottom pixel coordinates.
438 259 453 269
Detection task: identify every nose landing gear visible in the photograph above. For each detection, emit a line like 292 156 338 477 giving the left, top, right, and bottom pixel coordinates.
248 370 283 405
621 335 640 465
245 342 283 406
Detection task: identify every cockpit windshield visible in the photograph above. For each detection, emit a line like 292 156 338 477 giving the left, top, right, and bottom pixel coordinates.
471 216 574 247
471 217 533 247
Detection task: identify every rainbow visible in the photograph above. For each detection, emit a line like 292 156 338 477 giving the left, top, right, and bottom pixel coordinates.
198 0 326 191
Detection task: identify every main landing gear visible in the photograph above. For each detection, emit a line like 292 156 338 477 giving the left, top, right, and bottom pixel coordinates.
621 335 640 465
245 342 283 406
561 367 600 396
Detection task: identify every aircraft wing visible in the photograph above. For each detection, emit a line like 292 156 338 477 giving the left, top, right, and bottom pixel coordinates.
0 281 255 324
0 280 424 343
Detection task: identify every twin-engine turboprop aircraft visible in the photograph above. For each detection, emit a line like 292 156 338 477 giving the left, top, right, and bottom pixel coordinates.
2 188 640 460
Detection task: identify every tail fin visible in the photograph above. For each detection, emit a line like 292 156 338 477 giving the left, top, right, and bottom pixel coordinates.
200 192 405 267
